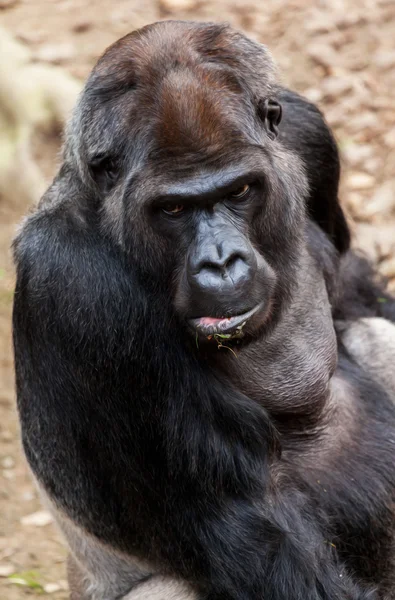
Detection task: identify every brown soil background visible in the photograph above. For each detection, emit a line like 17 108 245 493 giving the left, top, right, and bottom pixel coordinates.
1 0 395 597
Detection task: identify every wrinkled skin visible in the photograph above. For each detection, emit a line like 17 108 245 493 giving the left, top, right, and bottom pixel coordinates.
12 20 395 600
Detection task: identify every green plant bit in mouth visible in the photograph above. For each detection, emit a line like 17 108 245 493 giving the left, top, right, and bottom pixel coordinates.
204 321 247 357
213 334 238 358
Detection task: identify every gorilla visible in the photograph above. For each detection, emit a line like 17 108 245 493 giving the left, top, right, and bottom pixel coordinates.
12 20 395 600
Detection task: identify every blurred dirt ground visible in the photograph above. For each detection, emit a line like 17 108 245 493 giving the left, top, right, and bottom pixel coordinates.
0 0 395 597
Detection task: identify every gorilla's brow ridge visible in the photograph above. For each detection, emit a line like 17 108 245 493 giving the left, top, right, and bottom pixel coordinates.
153 169 265 206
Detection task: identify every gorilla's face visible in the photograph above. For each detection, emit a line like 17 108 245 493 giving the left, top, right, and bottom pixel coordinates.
148 155 281 342
69 21 308 344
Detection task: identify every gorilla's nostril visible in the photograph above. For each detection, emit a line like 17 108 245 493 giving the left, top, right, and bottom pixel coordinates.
225 254 243 270
225 256 250 281
224 258 233 271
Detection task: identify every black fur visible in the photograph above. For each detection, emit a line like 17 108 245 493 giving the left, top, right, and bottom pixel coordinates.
278 89 351 254
12 21 395 600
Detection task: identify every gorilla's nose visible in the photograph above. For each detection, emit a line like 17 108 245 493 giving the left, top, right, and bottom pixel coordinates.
189 241 254 298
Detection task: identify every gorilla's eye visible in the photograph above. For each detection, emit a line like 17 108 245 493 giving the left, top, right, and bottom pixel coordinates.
229 184 250 200
162 204 185 216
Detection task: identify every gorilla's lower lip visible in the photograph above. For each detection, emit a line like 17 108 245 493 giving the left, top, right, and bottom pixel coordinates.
189 304 262 337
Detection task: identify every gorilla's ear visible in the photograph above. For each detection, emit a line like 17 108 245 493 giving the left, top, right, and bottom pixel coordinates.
257 98 282 140
277 89 350 254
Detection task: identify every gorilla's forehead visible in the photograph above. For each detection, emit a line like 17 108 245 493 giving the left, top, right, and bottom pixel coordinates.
81 72 259 170
78 20 274 163
151 68 252 157
89 82 254 158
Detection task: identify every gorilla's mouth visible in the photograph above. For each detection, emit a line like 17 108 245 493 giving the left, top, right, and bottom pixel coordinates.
189 304 262 339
